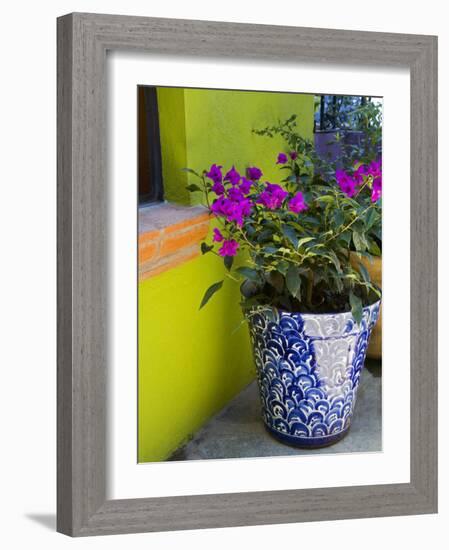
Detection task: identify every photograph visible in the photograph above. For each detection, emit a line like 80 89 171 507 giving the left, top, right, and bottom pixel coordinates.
0 0 441 544
137 86 383 463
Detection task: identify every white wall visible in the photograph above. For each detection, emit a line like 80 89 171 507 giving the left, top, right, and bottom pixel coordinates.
0 1 446 548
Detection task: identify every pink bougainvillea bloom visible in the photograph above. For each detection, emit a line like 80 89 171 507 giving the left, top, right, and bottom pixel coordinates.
228 186 245 202
336 169 357 198
368 160 382 179
228 198 252 227
210 195 251 227
210 196 234 218
290 151 298 160
211 181 225 195
224 165 241 185
371 177 382 202
218 239 239 257
276 153 288 164
289 191 308 213
205 163 223 184
246 166 262 181
212 228 224 242
239 177 252 195
258 183 288 210
353 163 369 185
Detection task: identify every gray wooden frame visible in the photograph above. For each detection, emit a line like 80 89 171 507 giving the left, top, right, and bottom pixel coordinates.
57 12 438 537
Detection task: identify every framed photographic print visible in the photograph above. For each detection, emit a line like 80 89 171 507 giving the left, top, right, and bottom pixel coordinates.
57 12 437 536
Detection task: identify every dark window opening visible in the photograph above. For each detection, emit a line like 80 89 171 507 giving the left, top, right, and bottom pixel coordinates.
138 86 164 205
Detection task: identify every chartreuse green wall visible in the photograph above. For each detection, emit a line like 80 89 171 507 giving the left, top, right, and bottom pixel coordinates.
138 88 314 462
158 87 314 205
138 239 254 462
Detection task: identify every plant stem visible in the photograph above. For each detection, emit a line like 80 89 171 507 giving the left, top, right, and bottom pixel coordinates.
201 175 211 209
306 269 314 307
325 204 374 244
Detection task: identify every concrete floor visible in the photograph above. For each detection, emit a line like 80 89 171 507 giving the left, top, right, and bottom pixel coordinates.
169 360 381 461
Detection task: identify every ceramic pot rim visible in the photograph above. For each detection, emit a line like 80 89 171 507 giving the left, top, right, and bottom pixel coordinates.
243 298 381 319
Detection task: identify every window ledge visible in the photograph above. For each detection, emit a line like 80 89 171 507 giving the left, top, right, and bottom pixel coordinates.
139 203 209 282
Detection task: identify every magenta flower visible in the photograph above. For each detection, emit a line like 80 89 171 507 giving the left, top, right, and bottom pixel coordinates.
218 239 239 257
368 160 382 179
353 160 382 186
213 228 224 242
336 169 357 198
205 163 223 184
228 198 252 226
239 177 252 195
210 195 251 227
210 196 233 218
353 163 369 185
224 165 241 185
371 177 382 202
276 153 288 164
246 166 262 181
228 186 245 202
289 191 308 213
211 181 225 195
290 151 298 161
257 183 288 210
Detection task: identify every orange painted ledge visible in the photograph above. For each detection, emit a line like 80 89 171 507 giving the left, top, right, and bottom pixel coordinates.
139 203 210 282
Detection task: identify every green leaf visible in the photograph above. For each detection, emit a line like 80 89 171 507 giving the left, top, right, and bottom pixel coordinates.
352 230 367 252
368 240 382 256
315 195 334 204
182 167 201 178
199 281 224 309
332 274 344 293
236 266 260 281
297 237 315 249
261 246 278 255
365 208 377 230
286 265 302 299
240 280 259 299
302 216 321 226
224 255 234 271
327 250 342 273
339 231 351 245
257 228 273 243
186 183 202 192
275 260 290 275
200 242 214 255
281 224 299 248
334 210 344 227
357 261 371 284
349 290 363 324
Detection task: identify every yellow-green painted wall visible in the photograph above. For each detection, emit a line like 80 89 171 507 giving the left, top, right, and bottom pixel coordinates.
138 241 254 462
158 87 314 205
139 87 314 462
156 88 190 204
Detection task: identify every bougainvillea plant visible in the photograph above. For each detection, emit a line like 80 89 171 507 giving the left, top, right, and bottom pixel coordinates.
185 151 381 323
253 114 382 253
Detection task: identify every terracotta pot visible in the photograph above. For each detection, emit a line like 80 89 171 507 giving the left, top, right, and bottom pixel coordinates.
350 253 382 359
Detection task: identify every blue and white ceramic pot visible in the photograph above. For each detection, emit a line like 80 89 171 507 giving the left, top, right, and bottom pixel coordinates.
245 301 381 448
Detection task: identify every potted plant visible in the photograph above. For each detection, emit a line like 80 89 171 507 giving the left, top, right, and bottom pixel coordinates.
186 154 381 448
254 113 382 358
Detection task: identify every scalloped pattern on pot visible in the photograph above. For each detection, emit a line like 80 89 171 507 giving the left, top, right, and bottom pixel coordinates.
246 302 380 447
